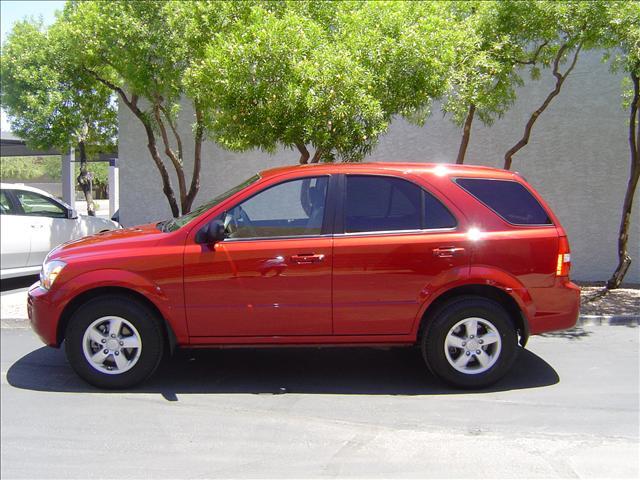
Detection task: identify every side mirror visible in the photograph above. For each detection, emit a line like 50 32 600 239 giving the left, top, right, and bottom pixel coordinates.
195 219 226 244
67 208 78 219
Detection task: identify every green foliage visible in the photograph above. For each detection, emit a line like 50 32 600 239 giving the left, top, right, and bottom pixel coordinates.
1 156 108 186
340 1 468 126
602 0 640 107
186 2 376 161
4 0 634 171
186 1 468 161
442 0 612 129
57 0 245 137
0 19 117 153
1 156 61 180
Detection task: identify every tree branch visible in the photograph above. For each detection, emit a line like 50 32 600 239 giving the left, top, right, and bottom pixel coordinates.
514 40 549 66
310 148 324 163
83 67 133 108
159 104 184 163
504 43 582 170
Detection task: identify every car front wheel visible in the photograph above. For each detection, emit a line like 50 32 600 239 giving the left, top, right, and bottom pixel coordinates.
65 295 164 389
422 296 518 389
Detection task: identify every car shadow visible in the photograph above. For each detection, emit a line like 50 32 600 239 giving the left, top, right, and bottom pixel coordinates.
7 345 559 400
1 275 38 292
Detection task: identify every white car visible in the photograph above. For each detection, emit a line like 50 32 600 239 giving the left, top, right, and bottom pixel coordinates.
1 183 120 279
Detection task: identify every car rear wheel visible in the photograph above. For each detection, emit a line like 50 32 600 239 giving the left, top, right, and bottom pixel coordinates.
422 296 518 389
65 295 164 389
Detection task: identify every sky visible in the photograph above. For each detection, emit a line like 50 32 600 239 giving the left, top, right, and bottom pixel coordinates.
1 0 66 131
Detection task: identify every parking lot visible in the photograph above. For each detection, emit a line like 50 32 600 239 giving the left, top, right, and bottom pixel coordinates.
1 320 638 478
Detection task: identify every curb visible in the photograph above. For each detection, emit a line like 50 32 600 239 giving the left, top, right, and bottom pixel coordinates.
1 315 638 330
577 315 639 326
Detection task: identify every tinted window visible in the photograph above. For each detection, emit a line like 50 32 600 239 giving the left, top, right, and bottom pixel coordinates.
424 191 457 229
225 176 328 238
344 176 456 233
14 190 67 218
456 178 552 225
166 174 260 231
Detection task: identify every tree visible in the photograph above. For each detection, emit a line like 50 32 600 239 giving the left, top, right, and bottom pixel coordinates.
56 1 250 216
604 1 640 288
337 1 467 130
186 1 465 164
441 1 550 164
1 19 116 216
503 0 610 170
187 1 384 164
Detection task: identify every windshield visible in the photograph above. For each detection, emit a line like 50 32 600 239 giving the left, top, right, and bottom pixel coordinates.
159 174 261 232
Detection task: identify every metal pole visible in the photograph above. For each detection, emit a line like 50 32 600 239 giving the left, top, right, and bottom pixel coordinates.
62 147 75 209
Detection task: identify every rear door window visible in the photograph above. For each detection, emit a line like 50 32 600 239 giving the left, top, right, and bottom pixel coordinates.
344 175 456 233
456 178 552 225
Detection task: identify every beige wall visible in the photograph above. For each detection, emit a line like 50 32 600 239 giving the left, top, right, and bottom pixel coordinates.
118 50 639 282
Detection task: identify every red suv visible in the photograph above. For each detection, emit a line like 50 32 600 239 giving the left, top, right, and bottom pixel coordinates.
28 163 580 389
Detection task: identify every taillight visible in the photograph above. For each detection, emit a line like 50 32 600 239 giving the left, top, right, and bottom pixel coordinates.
556 236 571 277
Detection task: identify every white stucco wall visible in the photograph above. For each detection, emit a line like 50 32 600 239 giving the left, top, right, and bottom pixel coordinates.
118 50 639 282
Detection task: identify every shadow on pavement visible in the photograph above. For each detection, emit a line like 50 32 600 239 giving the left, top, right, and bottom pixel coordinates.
540 327 592 340
7 345 559 399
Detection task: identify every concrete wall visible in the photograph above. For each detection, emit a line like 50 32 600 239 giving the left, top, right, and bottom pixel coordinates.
118 50 639 282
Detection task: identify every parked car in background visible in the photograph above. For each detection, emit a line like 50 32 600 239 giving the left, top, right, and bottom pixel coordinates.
27 163 580 389
1 183 120 279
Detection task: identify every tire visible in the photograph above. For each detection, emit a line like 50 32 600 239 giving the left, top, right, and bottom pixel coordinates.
64 295 164 389
421 296 518 389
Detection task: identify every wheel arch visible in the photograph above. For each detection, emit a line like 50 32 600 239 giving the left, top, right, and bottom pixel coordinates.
417 284 530 347
57 286 178 355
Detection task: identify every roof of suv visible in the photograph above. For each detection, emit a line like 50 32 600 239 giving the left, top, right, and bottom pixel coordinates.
259 162 518 180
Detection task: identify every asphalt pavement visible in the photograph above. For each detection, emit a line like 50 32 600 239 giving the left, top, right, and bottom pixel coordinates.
1 323 638 478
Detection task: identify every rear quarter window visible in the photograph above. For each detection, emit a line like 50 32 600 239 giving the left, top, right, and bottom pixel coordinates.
455 178 552 225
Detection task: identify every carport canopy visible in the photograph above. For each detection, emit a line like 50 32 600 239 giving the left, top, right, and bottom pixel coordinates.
0 130 118 214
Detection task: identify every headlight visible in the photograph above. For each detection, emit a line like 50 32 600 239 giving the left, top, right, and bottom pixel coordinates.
40 260 66 290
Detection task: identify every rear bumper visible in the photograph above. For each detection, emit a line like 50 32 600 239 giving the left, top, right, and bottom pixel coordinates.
28 283 61 347
528 279 581 335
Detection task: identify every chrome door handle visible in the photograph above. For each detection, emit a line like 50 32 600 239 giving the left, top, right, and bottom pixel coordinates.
290 253 325 264
433 247 465 258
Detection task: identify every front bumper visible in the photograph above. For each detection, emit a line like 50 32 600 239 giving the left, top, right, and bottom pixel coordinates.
28 283 61 347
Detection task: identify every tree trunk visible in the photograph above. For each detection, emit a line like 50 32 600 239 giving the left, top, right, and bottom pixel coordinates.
154 103 187 212
504 44 581 170
607 71 640 289
184 103 204 214
137 112 180 217
76 140 95 216
296 143 310 164
456 104 476 164
84 70 180 217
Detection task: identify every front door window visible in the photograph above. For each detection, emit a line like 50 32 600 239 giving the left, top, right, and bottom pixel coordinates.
223 176 329 239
